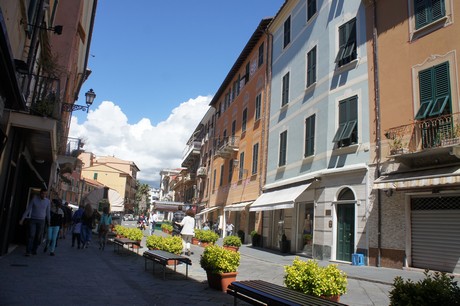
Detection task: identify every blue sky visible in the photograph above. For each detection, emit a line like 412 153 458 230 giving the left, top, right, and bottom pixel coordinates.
70 0 284 186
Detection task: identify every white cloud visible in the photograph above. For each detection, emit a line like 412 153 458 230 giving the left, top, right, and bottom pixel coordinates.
69 95 212 186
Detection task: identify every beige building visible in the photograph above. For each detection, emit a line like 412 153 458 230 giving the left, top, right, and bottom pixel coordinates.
80 152 139 212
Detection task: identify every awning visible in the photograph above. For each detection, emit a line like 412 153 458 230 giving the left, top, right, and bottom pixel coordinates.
153 201 186 212
83 188 124 212
373 166 460 189
196 206 220 216
224 201 253 212
249 183 312 212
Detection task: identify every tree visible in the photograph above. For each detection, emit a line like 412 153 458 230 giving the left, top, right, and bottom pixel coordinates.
135 180 151 215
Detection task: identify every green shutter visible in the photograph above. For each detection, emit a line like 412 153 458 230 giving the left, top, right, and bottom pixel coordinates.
305 115 315 156
419 68 433 103
333 123 347 142
431 0 446 21
434 62 450 96
415 0 429 29
429 96 449 116
415 100 434 119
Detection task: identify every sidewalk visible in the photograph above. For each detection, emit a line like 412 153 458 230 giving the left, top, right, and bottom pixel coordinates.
0 230 452 306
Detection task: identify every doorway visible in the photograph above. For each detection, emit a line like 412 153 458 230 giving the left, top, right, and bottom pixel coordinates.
296 203 314 256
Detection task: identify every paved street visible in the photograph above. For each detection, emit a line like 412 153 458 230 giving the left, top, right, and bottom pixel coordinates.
0 227 453 306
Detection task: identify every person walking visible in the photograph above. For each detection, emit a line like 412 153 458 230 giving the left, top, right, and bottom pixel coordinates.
149 210 158 235
71 205 84 249
80 203 94 248
172 206 186 236
176 209 195 256
226 222 235 236
19 188 51 256
98 206 112 251
45 199 64 256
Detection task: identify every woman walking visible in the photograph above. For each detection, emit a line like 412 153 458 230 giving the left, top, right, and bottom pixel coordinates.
45 199 64 256
80 203 94 248
176 209 195 256
98 206 112 250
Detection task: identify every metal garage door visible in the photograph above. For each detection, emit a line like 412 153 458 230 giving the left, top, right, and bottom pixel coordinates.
411 197 460 273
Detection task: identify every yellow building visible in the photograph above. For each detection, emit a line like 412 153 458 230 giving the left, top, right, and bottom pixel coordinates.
79 152 139 212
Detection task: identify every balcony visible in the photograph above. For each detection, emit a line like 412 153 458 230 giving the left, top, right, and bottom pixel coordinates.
197 167 207 177
384 112 460 167
215 136 239 159
181 141 201 167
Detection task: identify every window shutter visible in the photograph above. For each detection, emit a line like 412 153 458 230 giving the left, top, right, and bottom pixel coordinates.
305 115 315 156
419 68 433 103
307 47 317 86
279 131 287 166
431 0 446 21
414 0 429 29
434 62 450 97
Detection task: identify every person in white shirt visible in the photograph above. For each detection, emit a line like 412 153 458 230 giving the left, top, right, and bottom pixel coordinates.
149 210 158 235
176 209 195 256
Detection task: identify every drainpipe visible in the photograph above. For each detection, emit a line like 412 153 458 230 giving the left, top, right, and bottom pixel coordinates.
371 0 382 267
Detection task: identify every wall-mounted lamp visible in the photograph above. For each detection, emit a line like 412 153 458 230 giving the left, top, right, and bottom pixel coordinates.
383 188 394 197
22 19 63 35
62 89 96 113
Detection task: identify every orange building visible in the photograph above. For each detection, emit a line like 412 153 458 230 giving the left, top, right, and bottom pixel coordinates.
366 0 460 273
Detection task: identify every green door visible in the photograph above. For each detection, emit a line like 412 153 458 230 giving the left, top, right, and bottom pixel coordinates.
336 204 354 262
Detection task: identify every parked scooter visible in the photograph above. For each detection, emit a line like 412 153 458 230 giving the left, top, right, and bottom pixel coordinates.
137 219 146 230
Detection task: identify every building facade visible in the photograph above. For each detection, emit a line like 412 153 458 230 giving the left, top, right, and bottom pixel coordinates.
254 0 371 262
366 0 460 273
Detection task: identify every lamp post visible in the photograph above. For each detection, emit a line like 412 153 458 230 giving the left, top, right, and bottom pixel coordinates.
62 88 96 113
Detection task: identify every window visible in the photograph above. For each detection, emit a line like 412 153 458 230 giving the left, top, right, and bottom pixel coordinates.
333 96 358 147
242 108 248 132
252 143 259 175
258 43 264 67
93 173 98 180
415 0 445 29
335 18 357 67
255 93 261 120
238 152 245 180
228 160 233 182
219 164 224 186
245 63 250 84
279 130 288 166
307 0 317 21
307 46 317 87
415 62 450 120
282 72 290 107
212 169 217 192
283 16 291 48
305 114 316 157
231 120 236 136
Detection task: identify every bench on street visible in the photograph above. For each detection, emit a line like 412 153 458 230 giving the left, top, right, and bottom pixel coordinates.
227 280 346 306
143 250 192 280
112 237 140 255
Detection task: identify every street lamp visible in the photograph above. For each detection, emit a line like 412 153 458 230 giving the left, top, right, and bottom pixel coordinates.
62 88 96 113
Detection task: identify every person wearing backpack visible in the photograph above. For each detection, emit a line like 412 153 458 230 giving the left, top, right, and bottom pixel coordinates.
45 199 64 256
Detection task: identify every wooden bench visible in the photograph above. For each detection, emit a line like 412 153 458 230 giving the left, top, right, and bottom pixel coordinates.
112 237 141 255
143 250 192 280
227 280 346 306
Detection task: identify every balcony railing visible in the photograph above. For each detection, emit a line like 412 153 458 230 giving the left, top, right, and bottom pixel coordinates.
182 141 202 160
384 112 460 155
18 72 61 118
65 137 84 157
215 136 239 158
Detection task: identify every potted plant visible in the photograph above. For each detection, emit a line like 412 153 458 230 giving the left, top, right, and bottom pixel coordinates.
146 234 163 250
223 235 242 251
161 236 183 255
192 229 202 245
198 230 219 247
303 234 313 245
250 230 261 247
284 258 347 302
161 223 173 234
126 228 143 243
200 245 241 292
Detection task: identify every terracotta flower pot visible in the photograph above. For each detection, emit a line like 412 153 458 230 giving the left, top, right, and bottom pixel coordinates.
206 271 238 292
192 237 199 245
321 295 341 302
223 245 239 252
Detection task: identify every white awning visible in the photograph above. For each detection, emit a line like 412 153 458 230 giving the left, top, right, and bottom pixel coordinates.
249 183 312 212
196 206 220 216
83 188 124 212
373 166 460 190
224 201 253 212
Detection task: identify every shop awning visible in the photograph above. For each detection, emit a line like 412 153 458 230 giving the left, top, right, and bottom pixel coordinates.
224 201 253 212
249 183 312 212
153 201 186 212
196 206 220 216
373 166 460 189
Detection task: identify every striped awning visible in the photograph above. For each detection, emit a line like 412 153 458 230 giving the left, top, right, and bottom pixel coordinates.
373 166 460 189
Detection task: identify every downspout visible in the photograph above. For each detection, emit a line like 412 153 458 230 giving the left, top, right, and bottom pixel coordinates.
371 0 382 267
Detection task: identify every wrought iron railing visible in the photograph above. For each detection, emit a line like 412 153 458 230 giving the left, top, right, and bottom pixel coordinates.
384 112 460 155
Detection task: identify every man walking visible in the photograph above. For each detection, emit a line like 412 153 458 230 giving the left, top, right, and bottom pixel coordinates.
149 210 158 235
172 206 186 236
19 188 51 256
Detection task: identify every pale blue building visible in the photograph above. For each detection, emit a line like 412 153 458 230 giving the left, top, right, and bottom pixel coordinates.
250 0 371 262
